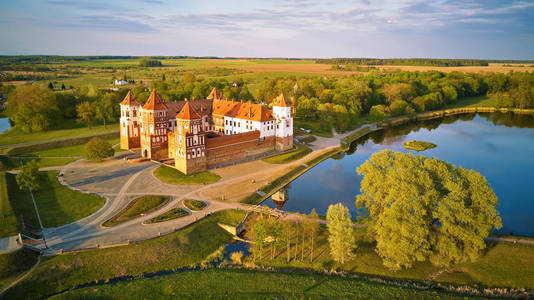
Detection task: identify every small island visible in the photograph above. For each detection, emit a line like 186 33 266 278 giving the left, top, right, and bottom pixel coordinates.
403 140 437 152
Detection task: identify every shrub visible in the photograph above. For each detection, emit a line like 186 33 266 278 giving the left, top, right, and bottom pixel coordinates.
85 137 114 161
231 251 243 265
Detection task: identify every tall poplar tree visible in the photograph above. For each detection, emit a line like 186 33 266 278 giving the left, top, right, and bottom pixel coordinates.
326 203 355 264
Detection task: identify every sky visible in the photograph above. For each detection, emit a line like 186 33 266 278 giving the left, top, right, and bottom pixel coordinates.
0 0 533 59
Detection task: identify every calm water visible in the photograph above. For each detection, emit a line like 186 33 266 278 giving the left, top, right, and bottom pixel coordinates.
265 113 534 236
0 117 10 133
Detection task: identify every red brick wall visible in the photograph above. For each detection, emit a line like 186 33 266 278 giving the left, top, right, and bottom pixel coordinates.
205 131 275 167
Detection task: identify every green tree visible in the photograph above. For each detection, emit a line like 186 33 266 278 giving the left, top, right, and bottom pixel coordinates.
77 101 96 129
61 83 66 90
282 217 293 262
253 221 268 260
85 137 115 161
356 150 502 270
307 209 320 261
95 95 116 129
182 72 196 84
8 85 60 132
326 203 355 264
369 105 387 122
48 82 54 90
16 160 40 191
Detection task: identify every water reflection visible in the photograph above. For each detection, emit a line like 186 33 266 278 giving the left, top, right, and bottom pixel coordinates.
265 113 534 236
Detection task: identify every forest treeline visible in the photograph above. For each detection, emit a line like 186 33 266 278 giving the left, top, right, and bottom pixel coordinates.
4 70 534 134
316 58 489 67
257 71 534 132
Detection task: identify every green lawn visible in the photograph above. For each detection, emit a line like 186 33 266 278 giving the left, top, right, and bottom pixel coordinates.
446 95 499 109
293 118 333 138
50 269 478 300
6 171 105 228
0 172 18 237
262 144 312 164
103 195 170 227
19 137 119 158
243 224 534 290
3 209 246 299
0 248 39 290
153 165 221 185
183 199 206 211
145 207 189 224
0 119 119 147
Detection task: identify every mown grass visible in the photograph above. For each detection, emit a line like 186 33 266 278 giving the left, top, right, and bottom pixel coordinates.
153 165 220 185
183 199 206 211
0 119 118 146
243 223 534 290
0 172 18 237
262 144 312 164
103 195 170 227
145 208 189 224
0 248 39 290
3 209 246 299
293 118 333 138
446 95 499 109
6 171 105 228
19 137 119 158
49 268 478 300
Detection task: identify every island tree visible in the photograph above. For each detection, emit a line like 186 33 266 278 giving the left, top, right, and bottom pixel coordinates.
356 150 502 270
85 137 114 161
326 203 355 264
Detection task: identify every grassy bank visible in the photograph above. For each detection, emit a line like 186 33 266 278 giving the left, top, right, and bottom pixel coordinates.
153 165 220 185
243 223 534 290
103 195 170 227
0 172 18 237
3 209 246 299
50 268 478 300
262 144 312 164
293 118 333 138
6 171 105 228
0 248 39 290
145 208 189 224
183 199 206 211
446 95 499 109
0 119 119 147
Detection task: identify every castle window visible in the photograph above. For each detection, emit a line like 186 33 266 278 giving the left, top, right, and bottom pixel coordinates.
126 111 130 117
134 121 137 128
133 110 136 117
277 125 279 129
197 149 200 156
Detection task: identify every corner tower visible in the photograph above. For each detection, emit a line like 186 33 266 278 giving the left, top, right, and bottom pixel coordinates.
273 93 294 151
140 90 169 160
171 101 207 174
119 91 141 150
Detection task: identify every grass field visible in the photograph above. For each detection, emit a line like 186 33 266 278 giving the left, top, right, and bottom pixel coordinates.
293 118 333 137
0 172 18 237
0 119 118 147
183 199 206 211
243 223 534 289
49 269 479 300
6 171 105 228
0 248 39 290
3 209 246 299
103 195 170 227
145 207 189 224
18 137 119 158
446 95 499 109
153 165 221 185
262 144 312 164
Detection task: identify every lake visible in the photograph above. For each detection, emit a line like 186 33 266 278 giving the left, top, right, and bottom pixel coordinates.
0 117 11 133
265 113 534 236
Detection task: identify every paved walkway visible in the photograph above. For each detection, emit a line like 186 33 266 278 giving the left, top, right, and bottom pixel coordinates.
0 235 22 254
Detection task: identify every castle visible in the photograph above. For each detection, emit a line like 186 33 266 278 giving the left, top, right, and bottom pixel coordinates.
119 88 293 174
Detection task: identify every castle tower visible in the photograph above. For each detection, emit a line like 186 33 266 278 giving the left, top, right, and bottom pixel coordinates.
172 101 207 174
207 87 223 100
119 91 141 150
140 90 169 160
273 93 294 151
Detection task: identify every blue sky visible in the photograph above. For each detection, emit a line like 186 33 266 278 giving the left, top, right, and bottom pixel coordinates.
0 0 533 59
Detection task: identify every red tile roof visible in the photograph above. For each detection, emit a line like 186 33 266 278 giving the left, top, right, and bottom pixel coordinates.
176 101 201 120
120 91 140 106
273 93 290 107
142 90 167 111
